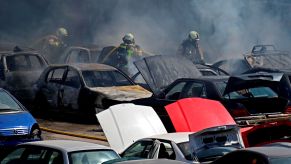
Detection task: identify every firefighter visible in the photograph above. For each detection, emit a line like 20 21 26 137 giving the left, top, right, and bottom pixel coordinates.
115 33 143 75
31 27 69 63
177 31 205 64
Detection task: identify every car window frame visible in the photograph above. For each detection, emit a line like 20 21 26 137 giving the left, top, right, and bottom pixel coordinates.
45 66 68 84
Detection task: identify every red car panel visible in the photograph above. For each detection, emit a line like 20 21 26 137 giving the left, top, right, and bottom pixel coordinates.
165 98 236 132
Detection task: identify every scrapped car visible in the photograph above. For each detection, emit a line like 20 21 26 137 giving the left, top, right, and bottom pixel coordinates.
0 88 41 151
212 142 291 164
97 102 244 163
0 140 120 164
59 45 101 64
133 58 291 127
212 45 291 75
33 63 152 117
0 49 48 106
166 98 291 148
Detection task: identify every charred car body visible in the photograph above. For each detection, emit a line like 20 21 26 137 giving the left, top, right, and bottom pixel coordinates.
212 45 291 75
0 50 48 106
33 63 151 118
59 45 101 64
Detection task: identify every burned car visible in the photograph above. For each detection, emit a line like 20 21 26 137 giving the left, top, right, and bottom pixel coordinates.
97 102 244 163
0 49 48 106
212 45 291 75
59 45 101 64
33 63 152 118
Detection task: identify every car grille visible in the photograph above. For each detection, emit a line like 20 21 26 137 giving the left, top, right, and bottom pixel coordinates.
0 128 29 136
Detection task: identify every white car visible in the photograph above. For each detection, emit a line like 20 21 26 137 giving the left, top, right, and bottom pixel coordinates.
97 101 244 163
0 140 120 164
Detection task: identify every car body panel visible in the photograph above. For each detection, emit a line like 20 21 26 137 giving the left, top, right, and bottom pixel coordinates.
90 85 152 101
96 103 167 153
165 98 235 132
0 112 36 130
223 73 284 95
189 125 244 154
134 55 202 96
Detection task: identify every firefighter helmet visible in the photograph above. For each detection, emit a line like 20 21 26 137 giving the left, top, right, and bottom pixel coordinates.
56 27 68 37
189 31 199 41
122 33 135 44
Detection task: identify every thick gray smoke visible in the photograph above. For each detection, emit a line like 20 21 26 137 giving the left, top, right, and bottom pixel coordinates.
1 0 291 62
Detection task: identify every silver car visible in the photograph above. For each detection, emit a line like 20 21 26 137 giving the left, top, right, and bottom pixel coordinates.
0 140 120 164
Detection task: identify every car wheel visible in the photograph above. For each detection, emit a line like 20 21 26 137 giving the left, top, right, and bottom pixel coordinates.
30 127 42 140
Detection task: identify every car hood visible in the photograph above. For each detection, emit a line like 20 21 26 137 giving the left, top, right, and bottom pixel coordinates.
134 55 201 96
96 103 167 153
223 73 284 95
165 98 236 132
0 111 36 136
90 85 152 101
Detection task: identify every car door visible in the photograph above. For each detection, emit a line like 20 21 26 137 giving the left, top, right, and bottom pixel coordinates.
61 67 82 111
121 139 156 159
42 67 67 109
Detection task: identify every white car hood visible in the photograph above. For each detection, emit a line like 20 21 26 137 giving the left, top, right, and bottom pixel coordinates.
96 103 167 153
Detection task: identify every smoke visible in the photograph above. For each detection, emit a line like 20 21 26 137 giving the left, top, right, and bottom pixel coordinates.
1 0 291 63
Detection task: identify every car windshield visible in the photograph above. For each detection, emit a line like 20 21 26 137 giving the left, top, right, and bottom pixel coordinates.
0 90 22 112
69 150 120 164
82 70 133 87
215 82 278 99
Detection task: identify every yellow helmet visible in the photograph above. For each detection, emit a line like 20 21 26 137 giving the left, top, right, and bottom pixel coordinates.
56 27 68 37
189 31 199 41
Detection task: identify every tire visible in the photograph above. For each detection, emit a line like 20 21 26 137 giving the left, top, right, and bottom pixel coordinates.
30 127 42 140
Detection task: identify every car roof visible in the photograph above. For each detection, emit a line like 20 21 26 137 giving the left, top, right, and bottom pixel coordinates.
20 140 112 152
242 143 291 157
50 63 117 71
149 132 191 144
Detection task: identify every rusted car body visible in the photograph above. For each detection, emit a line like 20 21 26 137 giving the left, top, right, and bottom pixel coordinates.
34 63 152 117
59 46 101 64
0 50 48 105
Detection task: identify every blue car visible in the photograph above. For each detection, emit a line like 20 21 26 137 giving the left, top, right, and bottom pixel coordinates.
0 88 41 149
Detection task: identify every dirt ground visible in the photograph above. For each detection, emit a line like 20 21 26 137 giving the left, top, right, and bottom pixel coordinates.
37 118 109 146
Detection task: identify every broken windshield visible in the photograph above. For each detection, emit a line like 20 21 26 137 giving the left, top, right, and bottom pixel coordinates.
82 70 133 87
